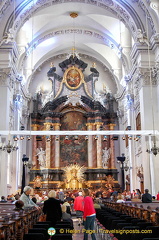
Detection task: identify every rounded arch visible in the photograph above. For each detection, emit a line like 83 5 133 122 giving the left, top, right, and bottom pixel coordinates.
2 0 156 40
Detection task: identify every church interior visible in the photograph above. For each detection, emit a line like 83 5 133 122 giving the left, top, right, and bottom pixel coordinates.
0 0 159 198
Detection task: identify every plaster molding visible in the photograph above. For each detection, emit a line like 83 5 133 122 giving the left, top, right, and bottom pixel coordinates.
0 67 14 90
2 0 145 41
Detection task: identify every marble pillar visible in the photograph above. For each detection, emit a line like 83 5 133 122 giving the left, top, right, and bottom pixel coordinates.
44 123 52 168
54 123 61 168
108 124 116 169
31 124 39 169
86 123 94 168
96 123 103 168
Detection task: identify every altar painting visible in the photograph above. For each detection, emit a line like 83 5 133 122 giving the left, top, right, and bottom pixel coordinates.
60 111 87 167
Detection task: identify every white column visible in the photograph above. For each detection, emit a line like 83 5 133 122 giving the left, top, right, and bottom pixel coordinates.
140 84 159 192
148 136 155 196
54 123 61 168
86 123 94 168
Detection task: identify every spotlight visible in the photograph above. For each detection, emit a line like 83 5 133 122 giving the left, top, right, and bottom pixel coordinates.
94 135 98 140
27 136 31 141
122 136 126 140
46 136 51 142
128 135 132 140
13 135 19 141
55 136 59 141
65 136 69 140
20 136 24 140
103 136 107 141
134 135 141 141
85 136 88 140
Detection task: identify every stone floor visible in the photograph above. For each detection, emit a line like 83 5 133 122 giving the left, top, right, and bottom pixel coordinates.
72 217 101 240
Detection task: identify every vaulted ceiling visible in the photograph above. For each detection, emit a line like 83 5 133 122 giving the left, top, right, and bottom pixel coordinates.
0 0 158 97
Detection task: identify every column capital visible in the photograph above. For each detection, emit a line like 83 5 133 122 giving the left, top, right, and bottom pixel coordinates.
86 123 94 126
107 123 116 130
94 122 103 126
31 124 39 130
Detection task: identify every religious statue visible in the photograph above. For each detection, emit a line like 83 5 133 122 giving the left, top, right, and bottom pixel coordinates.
36 148 46 168
33 175 42 189
102 147 110 168
105 175 115 189
136 29 149 46
63 164 86 189
0 28 15 46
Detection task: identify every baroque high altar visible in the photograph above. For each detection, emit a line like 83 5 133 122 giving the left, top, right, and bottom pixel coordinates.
29 55 119 190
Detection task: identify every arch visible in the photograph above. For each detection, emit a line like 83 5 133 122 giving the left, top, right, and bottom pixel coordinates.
2 0 156 40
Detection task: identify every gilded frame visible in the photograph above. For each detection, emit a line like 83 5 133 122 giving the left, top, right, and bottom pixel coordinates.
63 66 84 90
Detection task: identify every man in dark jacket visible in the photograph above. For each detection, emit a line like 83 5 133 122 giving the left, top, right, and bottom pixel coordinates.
142 189 152 203
43 190 62 226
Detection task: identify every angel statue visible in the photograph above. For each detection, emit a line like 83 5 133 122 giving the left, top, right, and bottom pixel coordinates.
102 147 110 168
136 29 149 46
36 148 46 168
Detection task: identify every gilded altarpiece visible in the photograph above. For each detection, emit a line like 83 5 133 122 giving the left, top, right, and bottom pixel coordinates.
30 55 119 190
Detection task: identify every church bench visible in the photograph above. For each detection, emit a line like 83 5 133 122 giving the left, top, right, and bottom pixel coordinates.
104 202 159 226
0 207 43 239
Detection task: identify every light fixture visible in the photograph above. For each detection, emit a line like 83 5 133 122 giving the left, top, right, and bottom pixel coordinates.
46 136 51 142
85 136 88 140
124 163 129 172
0 140 18 154
94 135 98 140
128 135 132 140
122 136 126 140
69 12 79 58
103 136 107 141
74 135 78 140
27 136 31 141
20 136 24 140
22 154 29 166
65 136 69 140
134 135 141 141
146 138 159 156
55 136 59 141
13 135 19 141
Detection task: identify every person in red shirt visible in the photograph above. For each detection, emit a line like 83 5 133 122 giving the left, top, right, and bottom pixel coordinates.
74 192 84 226
83 188 96 240
156 191 159 200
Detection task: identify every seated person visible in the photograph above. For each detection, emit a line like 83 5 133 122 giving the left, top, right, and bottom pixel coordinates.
63 199 71 215
61 205 73 229
116 194 125 203
93 199 101 209
14 200 24 211
31 197 37 204
0 196 7 202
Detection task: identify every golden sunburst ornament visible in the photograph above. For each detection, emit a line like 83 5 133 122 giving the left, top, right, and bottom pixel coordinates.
63 163 86 183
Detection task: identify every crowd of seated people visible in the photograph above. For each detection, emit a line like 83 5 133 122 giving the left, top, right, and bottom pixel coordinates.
1 187 158 207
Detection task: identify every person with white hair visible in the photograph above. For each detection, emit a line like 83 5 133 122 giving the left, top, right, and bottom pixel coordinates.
43 190 62 226
61 205 73 229
74 191 84 226
20 186 39 209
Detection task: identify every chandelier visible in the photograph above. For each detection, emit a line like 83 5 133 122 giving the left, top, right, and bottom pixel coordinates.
146 138 159 156
0 140 18 153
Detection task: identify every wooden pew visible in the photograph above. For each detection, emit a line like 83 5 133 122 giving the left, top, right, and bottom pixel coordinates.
104 201 159 226
0 203 43 240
